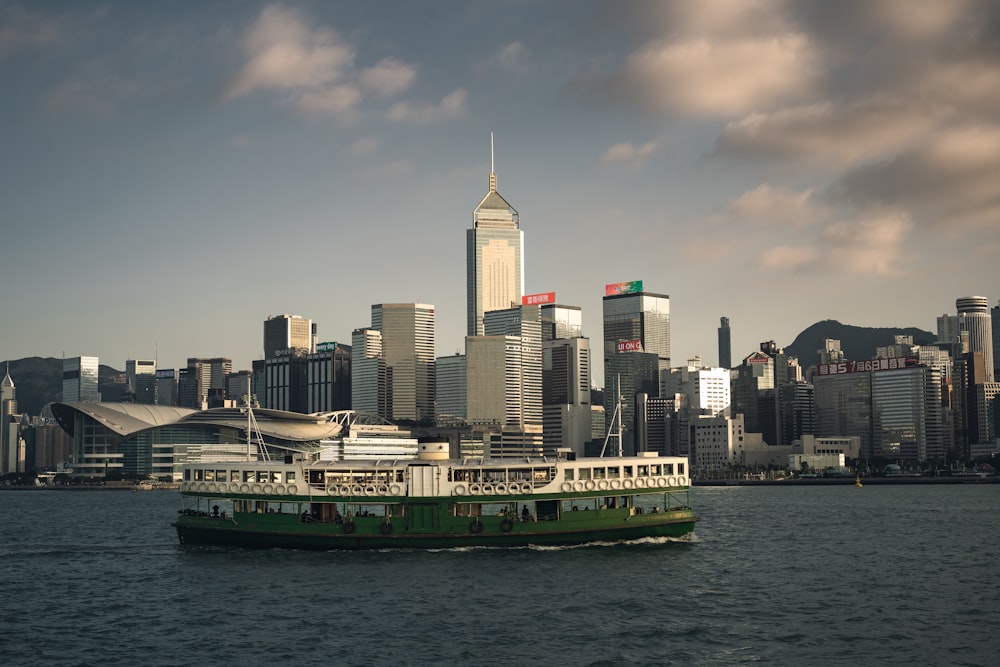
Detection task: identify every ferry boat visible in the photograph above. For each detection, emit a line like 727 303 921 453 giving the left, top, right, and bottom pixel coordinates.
172 442 697 550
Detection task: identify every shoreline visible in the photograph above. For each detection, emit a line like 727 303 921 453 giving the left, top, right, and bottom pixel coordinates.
695 476 998 486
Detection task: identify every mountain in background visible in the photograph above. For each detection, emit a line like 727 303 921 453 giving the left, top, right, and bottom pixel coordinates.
781 320 936 369
2 357 125 419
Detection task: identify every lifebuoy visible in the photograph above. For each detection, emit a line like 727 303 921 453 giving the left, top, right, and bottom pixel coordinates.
286 484 298 495
482 484 495 495
351 485 363 496
207 483 217 493
469 483 482 494
379 521 393 535
454 484 467 496
656 477 668 488
622 478 634 490
251 483 263 494
561 481 573 493
584 480 596 491
500 518 514 532
597 479 610 491
376 485 389 495
326 483 338 495
275 484 286 495
389 483 402 495
635 477 647 489
364 485 377 496
262 484 274 495
573 481 584 492
521 482 532 493
470 519 483 534
240 483 250 494
610 479 622 490
495 483 508 494
342 521 356 534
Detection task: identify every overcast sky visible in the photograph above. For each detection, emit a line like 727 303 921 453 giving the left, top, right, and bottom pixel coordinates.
2 0 998 387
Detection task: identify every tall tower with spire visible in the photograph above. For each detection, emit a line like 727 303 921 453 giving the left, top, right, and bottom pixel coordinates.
467 133 523 336
1 366 19 474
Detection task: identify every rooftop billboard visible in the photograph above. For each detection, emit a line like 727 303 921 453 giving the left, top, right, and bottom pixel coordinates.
522 292 555 306
605 280 643 296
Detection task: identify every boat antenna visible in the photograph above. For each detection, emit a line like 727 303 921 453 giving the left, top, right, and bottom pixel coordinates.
600 374 623 457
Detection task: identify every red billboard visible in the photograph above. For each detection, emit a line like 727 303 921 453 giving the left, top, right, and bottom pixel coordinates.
522 292 555 306
817 356 919 375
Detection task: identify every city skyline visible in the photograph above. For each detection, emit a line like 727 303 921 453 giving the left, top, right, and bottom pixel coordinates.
2 1 999 386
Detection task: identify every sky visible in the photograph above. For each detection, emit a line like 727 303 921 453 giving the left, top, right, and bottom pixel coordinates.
1 0 998 388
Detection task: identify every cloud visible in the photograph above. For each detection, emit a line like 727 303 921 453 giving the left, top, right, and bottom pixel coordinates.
223 5 354 101
599 141 658 166
830 125 1000 230
223 4 422 119
387 89 466 124
724 184 822 226
497 41 528 70
817 211 911 275
0 4 61 59
359 58 416 98
367 160 412 177
755 244 819 272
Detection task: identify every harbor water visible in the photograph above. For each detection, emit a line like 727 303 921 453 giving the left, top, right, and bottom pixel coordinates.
1 484 997 666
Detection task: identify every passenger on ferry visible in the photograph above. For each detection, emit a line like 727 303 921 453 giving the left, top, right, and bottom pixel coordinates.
521 505 531 522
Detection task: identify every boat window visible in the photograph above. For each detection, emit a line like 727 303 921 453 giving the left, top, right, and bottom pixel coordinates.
286 471 296 483
564 469 575 481
623 466 633 478
650 465 661 476
578 468 591 480
204 470 214 482
230 471 240 483
257 471 269 483
607 466 620 479
244 470 255 483
593 467 606 480
677 462 685 475
216 470 227 482
663 463 674 475
194 469 203 481
184 469 191 481
637 465 648 477
270 471 282 483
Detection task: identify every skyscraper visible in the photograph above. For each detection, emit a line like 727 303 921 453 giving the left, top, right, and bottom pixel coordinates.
1 368 18 474
63 356 100 403
957 296 994 382
602 281 670 453
125 359 157 404
467 135 523 336
264 314 316 359
718 316 732 369
371 303 436 423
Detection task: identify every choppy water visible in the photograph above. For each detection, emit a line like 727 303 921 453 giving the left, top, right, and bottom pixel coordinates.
1 484 997 666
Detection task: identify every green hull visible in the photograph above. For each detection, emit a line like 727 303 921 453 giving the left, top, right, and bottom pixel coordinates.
173 509 696 550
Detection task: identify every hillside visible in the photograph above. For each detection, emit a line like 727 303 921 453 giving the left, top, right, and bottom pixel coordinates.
782 320 936 369
2 357 125 418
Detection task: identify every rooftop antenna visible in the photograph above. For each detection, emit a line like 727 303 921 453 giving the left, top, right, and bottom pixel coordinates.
489 132 496 192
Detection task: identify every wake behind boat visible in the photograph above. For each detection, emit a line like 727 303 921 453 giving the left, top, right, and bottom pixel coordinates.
172 442 697 550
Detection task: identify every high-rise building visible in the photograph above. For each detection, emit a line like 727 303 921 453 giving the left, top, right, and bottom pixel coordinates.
154 369 177 406
602 281 669 454
435 354 467 424
178 358 232 409
1 368 19 474
63 356 100 403
125 359 157 405
263 314 317 359
718 317 732 369
370 303 436 424
467 136 523 336
480 304 543 431
351 328 387 418
992 300 1000 380
957 296 995 383
306 342 352 413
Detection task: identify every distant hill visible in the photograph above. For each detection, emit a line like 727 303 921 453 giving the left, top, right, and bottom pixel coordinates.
783 320 936 369
2 357 125 418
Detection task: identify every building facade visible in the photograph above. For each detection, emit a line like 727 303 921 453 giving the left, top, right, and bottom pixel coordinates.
263 314 317 360
63 356 100 403
371 303 436 424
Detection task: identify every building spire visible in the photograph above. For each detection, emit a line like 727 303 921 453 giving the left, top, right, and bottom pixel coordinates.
489 131 497 193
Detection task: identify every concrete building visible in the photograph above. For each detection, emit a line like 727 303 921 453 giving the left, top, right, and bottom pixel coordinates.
351 328 387 418
125 359 157 404
957 296 994 382
306 342 352 413
371 303 436 424
435 353 467 424
263 314 316 359
467 136 523 336
1 368 19 473
718 316 732 369
178 358 231 409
